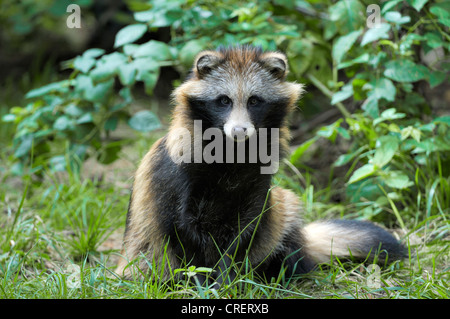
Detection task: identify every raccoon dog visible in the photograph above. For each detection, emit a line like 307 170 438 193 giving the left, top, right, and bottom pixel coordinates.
116 46 406 284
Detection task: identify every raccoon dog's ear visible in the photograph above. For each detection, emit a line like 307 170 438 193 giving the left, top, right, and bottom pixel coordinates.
195 51 222 79
259 52 288 80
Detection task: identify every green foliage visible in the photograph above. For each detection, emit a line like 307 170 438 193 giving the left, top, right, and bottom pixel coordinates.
3 0 449 222
286 0 449 227
0 0 311 174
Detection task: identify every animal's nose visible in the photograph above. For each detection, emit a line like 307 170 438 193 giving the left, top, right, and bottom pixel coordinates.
232 126 247 136
231 126 249 142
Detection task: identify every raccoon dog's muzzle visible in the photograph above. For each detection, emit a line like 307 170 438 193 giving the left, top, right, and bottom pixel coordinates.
223 107 256 142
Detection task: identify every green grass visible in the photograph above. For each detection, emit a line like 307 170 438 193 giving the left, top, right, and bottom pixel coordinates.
0 153 448 299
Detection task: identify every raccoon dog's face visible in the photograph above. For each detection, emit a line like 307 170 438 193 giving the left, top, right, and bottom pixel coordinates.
174 46 303 142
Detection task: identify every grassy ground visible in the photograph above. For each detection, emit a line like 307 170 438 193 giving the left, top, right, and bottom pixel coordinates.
0 131 448 300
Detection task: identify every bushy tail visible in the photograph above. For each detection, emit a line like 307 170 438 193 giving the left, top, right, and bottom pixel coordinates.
303 220 407 264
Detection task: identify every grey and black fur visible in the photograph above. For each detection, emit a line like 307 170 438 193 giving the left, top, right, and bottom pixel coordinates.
116 46 406 284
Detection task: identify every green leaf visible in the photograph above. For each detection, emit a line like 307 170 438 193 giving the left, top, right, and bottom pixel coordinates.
90 52 128 82
73 55 96 73
131 57 160 75
337 53 370 69
399 33 425 54
64 104 83 117
134 9 154 22
384 59 429 82
76 113 93 124
348 163 376 184
361 95 379 118
428 70 447 88
114 24 148 48
2 114 16 122
373 108 406 126
329 0 365 34
128 110 161 132
381 0 403 14
347 180 386 204
287 39 314 76
401 126 421 142
133 40 172 60
337 127 350 139
84 79 114 103
123 44 140 56
331 82 353 104
151 10 183 27
14 134 33 158
74 74 94 96
178 39 207 68
53 115 73 131
332 29 362 63
406 0 428 12
104 116 118 131
25 80 73 99
412 137 450 153
118 64 137 86
134 6 183 27
432 116 450 126
382 170 413 189
82 48 105 59
373 135 399 167
316 119 343 142
324 18 338 40
384 11 411 24
334 146 367 167
129 57 160 94
363 77 396 102
119 86 133 104
361 23 391 46
193 267 214 273
424 31 444 49
351 78 368 101
307 47 333 86
430 4 450 27
290 136 318 164
140 71 160 94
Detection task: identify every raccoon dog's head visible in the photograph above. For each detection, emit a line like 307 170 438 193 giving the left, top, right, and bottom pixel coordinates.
172 46 303 142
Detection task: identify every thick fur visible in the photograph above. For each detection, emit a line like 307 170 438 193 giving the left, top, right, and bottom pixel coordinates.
116 46 406 283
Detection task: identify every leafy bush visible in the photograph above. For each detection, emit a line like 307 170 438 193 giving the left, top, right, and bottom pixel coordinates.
286 0 450 225
3 0 449 225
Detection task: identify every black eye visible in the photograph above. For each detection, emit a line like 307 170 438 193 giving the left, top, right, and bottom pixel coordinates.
248 96 260 107
219 96 232 106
